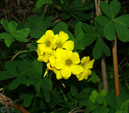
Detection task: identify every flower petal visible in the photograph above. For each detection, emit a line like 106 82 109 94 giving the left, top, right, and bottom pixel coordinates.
76 73 85 81
84 69 92 79
59 31 69 43
62 50 72 60
71 64 83 75
53 68 63 80
71 52 80 64
60 66 71 79
62 40 74 50
54 60 65 69
84 59 95 69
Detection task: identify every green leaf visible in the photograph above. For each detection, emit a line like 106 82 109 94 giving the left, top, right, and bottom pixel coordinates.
42 87 51 102
42 77 53 92
20 94 34 107
114 22 129 42
89 90 99 103
82 34 97 47
89 72 98 83
32 60 43 76
114 15 129 27
104 21 116 40
9 78 20 90
95 16 111 27
70 85 78 96
13 28 30 42
100 1 112 18
8 21 18 34
0 33 15 47
74 21 82 38
4 61 20 76
82 23 98 35
1 19 9 32
36 0 52 8
110 0 121 18
93 38 103 59
53 22 68 34
106 93 117 110
0 71 16 80
92 105 109 113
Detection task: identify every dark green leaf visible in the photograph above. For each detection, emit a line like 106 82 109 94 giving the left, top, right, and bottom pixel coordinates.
74 21 82 38
36 0 52 8
42 77 52 92
104 21 115 40
93 38 103 59
9 78 20 90
110 0 121 18
53 22 68 34
92 105 109 113
4 34 14 47
100 1 112 18
70 85 78 96
95 16 111 27
20 94 34 107
0 71 16 80
106 93 117 110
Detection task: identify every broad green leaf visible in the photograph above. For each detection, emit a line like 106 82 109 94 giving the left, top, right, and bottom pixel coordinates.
102 39 111 56
4 61 20 76
75 91 88 99
92 105 109 113
53 22 68 34
8 21 18 34
104 21 115 40
100 1 112 18
93 38 103 59
89 72 98 83
83 23 98 35
0 33 15 47
1 19 9 32
96 95 104 105
70 85 78 96
76 40 85 50
110 0 121 18
95 15 111 27
4 35 14 47
106 93 117 110
13 28 30 42
0 71 16 80
74 21 82 38
82 34 97 47
42 87 51 102
9 78 20 90
36 0 52 8
114 22 129 42
89 90 99 103
32 60 43 76
20 94 34 107
42 77 52 92
114 15 129 27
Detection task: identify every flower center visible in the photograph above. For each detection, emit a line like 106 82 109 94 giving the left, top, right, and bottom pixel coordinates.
46 42 50 47
57 44 61 48
66 60 72 65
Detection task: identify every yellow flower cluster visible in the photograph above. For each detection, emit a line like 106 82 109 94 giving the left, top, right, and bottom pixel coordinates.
36 30 95 81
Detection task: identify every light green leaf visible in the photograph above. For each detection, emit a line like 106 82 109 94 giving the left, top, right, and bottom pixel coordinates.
74 21 83 38
89 90 99 103
95 15 111 27
104 21 116 40
102 39 111 56
110 0 121 18
1 19 9 32
100 1 112 18
13 28 30 42
4 34 15 47
8 21 18 34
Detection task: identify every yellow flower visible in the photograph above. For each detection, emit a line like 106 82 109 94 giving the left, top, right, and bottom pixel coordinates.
36 49 50 63
54 49 83 79
37 30 56 54
54 31 74 50
76 56 95 81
